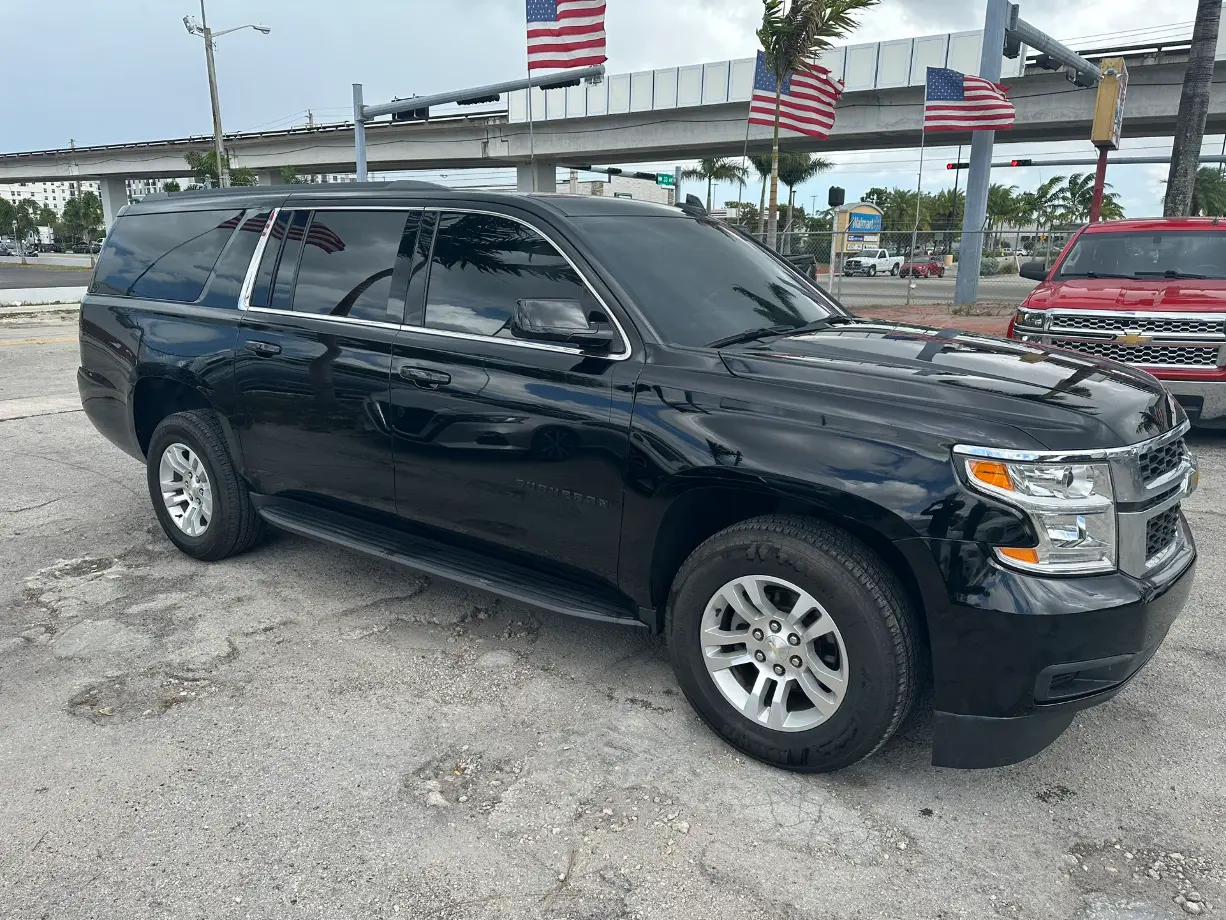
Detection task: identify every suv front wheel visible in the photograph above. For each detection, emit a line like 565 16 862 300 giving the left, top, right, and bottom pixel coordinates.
666 515 920 772
146 409 263 561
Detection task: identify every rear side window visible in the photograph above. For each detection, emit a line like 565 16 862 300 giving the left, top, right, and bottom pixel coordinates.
270 211 311 311
423 212 594 338
290 210 408 321
91 209 243 302
249 211 289 308
199 210 269 309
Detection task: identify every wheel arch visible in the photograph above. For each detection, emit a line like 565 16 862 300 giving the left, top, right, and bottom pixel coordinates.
643 475 932 648
130 372 241 465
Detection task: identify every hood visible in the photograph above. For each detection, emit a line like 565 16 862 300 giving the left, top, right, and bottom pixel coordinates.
1024 277 1226 312
719 319 1182 450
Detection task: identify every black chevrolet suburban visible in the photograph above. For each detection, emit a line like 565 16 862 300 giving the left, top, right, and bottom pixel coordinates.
78 183 1198 772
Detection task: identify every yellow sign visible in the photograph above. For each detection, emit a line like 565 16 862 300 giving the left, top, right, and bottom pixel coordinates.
1091 57 1129 149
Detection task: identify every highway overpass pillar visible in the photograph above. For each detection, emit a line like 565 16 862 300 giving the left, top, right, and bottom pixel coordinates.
98 177 130 230
256 168 286 187
517 162 557 193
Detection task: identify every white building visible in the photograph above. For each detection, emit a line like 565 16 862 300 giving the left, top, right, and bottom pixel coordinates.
1 177 190 214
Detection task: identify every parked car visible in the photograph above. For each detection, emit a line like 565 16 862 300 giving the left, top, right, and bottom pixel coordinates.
843 248 901 277
78 185 1197 772
0 243 14 256
71 241 93 254
1011 218 1226 428
899 257 946 278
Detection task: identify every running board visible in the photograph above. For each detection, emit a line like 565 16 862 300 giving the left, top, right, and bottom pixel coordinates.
257 499 645 627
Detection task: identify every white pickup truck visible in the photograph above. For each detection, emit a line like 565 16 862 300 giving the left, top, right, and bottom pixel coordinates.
843 248 901 277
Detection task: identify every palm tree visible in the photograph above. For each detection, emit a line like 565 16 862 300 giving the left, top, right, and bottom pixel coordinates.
777 153 832 231
1165 0 1223 215
1055 173 1097 224
682 158 750 213
757 0 876 249
1098 192 1126 221
1191 166 1226 215
750 155 774 234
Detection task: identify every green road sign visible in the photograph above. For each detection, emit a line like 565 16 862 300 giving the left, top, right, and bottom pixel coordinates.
656 173 676 188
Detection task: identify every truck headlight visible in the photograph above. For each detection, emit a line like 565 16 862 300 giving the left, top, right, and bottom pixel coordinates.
1014 308 1047 329
959 454 1116 574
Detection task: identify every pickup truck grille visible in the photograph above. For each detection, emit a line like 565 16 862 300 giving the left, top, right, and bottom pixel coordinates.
1145 505 1181 561
1139 438 1186 484
1050 339 1221 367
1048 313 1226 338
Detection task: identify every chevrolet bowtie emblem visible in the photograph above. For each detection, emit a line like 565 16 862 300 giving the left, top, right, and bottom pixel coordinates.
1116 329 1152 345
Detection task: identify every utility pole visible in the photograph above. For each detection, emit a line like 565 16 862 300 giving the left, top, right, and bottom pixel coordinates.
184 4 270 190
307 109 315 128
199 2 228 188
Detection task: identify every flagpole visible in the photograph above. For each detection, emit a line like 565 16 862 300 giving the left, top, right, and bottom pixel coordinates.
905 117 928 307
525 64 538 192
738 116 751 221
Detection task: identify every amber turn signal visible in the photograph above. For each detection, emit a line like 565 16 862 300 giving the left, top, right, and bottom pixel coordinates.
997 547 1040 565
968 459 1013 491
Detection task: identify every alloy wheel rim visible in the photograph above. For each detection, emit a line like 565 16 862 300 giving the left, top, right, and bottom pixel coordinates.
700 575 849 733
158 442 213 537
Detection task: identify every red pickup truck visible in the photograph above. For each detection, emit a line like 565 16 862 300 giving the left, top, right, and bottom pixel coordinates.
1009 218 1226 426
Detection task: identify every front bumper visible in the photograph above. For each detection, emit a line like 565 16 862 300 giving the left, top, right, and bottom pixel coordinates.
1157 377 1226 425
898 527 1196 769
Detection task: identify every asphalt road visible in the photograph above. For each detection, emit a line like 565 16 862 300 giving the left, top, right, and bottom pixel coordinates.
0 253 94 269
2 314 1223 920
0 266 92 290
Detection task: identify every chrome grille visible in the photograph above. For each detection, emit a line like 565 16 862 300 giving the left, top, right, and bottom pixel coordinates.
1051 339 1221 367
1139 438 1186 483
1145 505 1181 560
1049 313 1225 337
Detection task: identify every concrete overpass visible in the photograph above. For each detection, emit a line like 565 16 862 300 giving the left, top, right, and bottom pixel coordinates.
4 28 1225 226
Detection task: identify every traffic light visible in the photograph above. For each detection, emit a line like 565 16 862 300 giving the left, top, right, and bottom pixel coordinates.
1009 159 1034 167
456 93 500 105
539 76 581 90
392 107 429 122
828 186 845 207
946 162 970 170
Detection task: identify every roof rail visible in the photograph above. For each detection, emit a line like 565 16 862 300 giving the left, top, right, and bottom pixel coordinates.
139 180 444 199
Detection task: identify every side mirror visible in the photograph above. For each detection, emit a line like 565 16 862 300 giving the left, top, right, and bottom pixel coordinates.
511 299 616 350
1019 261 1050 282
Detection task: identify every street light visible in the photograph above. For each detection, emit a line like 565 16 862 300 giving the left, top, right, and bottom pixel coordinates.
183 2 270 188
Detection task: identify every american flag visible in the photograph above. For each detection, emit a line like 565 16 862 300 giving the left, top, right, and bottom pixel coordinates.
924 67 1015 132
526 0 607 72
748 50 844 139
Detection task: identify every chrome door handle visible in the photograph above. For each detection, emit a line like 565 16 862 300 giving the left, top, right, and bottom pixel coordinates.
399 366 451 387
244 340 281 356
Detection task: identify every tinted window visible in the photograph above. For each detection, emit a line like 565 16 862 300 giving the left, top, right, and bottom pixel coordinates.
572 215 839 347
199 210 269 309
249 211 289 308
424 212 594 339
270 210 310 311
1056 230 1226 280
291 210 407 320
92 209 243 302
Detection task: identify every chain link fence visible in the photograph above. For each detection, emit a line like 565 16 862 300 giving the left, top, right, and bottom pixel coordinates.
750 226 1075 311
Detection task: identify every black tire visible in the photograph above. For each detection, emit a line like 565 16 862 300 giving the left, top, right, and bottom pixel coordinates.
868 265 877 277
146 409 263 561
890 263 900 276
666 515 920 773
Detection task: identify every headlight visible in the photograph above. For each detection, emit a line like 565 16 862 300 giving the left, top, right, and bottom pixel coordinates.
1014 308 1047 328
960 455 1116 574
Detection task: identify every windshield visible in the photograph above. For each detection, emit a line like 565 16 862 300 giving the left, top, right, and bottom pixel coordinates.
1056 230 1226 280
574 215 843 347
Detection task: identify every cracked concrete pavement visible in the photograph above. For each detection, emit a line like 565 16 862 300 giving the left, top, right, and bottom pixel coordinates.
2 314 1224 919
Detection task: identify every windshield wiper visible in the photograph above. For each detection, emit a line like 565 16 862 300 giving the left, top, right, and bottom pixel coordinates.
1058 271 1135 279
706 317 847 348
1132 269 1211 280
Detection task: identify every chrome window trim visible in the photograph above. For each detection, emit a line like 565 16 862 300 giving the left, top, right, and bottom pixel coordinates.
419 206 632 361
234 204 634 361
245 305 403 332
238 207 280 310
954 420 1190 464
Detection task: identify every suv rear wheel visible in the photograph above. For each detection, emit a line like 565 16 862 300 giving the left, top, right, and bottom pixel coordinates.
666 515 920 772
146 409 263 561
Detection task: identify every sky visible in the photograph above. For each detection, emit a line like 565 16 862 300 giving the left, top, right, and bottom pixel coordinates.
0 0 1217 217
